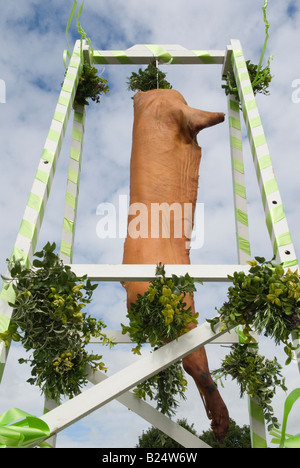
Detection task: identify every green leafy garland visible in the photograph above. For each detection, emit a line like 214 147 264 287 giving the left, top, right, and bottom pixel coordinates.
207 257 300 365
1 250 298 421
207 256 300 429
212 344 287 430
0 242 114 403
121 264 200 416
122 259 300 419
122 264 199 354
127 63 172 93
74 63 109 107
222 59 272 101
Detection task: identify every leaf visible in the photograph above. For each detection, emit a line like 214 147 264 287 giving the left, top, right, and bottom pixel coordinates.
18 358 28 364
32 259 44 268
34 250 44 258
255 256 266 264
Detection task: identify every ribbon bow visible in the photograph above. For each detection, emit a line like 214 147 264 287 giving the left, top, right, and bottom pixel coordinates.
270 388 300 448
0 408 51 448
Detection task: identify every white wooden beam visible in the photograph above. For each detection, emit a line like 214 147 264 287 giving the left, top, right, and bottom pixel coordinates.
92 44 225 65
66 263 250 282
37 320 229 442
87 366 210 448
90 328 252 344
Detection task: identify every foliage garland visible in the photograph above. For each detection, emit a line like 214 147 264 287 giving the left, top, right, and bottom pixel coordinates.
127 63 172 93
0 242 114 403
222 59 273 102
121 263 200 416
212 344 287 430
1 250 298 421
207 256 300 430
74 63 109 107
123 258 300 420
207 257 300 365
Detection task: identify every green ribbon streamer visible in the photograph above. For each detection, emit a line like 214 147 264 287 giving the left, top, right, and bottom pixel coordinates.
76 1 94 68
63 0 78 69
63 1 93 70
252 0 272 89
270 388 300 448
0 408 51 448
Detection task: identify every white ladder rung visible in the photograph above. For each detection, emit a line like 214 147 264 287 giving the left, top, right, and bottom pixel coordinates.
90 329 258 344
38 321 229 441
67 263 250 282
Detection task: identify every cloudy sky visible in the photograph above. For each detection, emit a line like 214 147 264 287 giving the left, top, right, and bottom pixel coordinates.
0 0 299 448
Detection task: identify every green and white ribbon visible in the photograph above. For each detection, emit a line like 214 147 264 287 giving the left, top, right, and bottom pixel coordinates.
93 44 224 65
0 41 82 384
248 397 267 448
229 39 300 446
41 103 86 446
7 41 81 269
64 1 93 70
230 39 297 269
228 89 268 446
227 94 251 264
60 104 86 263
0 408 51 448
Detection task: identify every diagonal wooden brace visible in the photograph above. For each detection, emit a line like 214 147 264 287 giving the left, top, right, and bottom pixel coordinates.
35 320 229 444
86 366 210 448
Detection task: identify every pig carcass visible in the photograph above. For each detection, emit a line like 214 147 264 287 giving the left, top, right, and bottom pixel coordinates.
122 89 229 442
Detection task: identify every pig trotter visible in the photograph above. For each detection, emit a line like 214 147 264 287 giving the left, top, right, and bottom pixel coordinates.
182 349 229 443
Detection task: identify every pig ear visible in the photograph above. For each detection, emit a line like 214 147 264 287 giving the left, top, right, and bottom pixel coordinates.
187 107 225 135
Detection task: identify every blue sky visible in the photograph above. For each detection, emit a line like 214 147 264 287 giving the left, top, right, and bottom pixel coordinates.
0 0 300 448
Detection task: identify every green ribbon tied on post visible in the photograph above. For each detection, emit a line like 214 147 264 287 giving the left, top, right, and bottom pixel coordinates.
63 0 78 69
63 0 93 70
0 408 51 448
235 326 248 344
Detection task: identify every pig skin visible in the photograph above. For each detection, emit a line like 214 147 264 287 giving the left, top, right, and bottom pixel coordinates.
122 89 229 442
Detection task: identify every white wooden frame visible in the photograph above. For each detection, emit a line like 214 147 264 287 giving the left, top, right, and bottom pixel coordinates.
66 263 251 282
35 321 230 447
0 40 298 449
